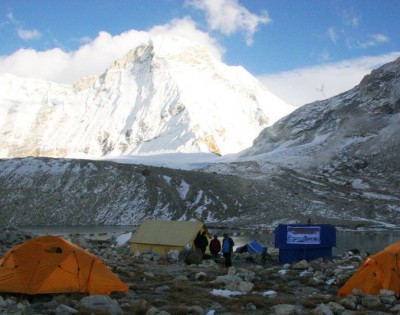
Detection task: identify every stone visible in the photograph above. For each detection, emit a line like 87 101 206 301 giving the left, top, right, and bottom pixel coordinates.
293 260 309 270
287 280 301 287
379 289 395 296
245 302 257 311
327 301 345 314
225 280 254 293
310 277 325 285
79 295 123 315
339 297 358 310
16 302 27 313
55 304 79 314
167 249 180 262
155 285 170 293
146 309 171 315
351 289 364 297
143 271 155 278
195 271 207 280
72 236 88 248
214 274 242 285
5 298 17 306
227 266 236 275
271 303 298 315
389 304 400 312
131 299 150 314
237 269 256 282
379 295 396 305
361 294 381 308
263 290 277 298
312 303 334 315
145 307 159 315
188 305 204 314
184 249 203 265
173 275 189 282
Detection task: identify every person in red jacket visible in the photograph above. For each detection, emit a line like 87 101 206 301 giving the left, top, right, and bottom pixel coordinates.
209 234 221 259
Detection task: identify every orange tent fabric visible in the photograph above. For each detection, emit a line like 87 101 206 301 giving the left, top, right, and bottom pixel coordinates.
0 235 129 295
338 241 400 296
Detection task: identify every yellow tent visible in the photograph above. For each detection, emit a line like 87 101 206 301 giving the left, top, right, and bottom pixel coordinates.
339 241 400 296
129 219 209 256
0 235 129 295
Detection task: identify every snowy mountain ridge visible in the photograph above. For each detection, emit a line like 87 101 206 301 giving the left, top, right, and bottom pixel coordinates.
0 36 293 159
0 58 399 228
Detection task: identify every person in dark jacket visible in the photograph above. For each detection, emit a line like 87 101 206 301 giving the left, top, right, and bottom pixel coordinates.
198 231 209 254
195 231 209 255
222 233 234 267
194 232 202 250
209 234 221 259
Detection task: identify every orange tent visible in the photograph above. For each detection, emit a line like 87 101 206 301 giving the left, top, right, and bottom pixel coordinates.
0 235 129 295
339 241 400 296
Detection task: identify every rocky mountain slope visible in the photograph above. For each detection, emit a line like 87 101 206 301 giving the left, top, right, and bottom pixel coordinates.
0 37 292 158
1 58 399 229
206 57 400 227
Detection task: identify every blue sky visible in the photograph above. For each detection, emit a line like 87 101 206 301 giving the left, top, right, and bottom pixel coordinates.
1 0 399 106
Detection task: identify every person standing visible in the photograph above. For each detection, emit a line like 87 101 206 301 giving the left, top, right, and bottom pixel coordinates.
209 234 221 259
222 233 234 267
194 232 202 250
198 231 209 255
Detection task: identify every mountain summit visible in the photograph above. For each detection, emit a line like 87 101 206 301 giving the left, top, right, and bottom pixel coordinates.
0 36 293 158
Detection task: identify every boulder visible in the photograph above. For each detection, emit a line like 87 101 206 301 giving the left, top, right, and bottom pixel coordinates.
292 260 309 270
312 303 333 315
225 280 254 293
55 304 79 314
272 304 302 315
184 249 203 265
79 295 123 315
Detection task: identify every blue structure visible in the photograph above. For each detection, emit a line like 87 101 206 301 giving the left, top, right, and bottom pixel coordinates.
274 224 336 264
235 241 267 254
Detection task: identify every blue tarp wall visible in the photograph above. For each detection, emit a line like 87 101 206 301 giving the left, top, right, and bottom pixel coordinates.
275 224 336 264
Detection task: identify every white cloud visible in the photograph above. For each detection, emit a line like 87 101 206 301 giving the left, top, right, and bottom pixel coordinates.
0 30 142 83
327 27 337 44
258 52 400 107
186 0 270 45
370 34 389 44
148 16 223 60
342 11 359 28
320 49 330 61
6 12 16 23
76 36 93 44
17 28 41 40
6 11 41 40
0 17 223 84
350 16 359 27
359 33 390 49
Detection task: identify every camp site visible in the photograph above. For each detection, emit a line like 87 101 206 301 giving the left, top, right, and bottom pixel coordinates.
1 222 400 314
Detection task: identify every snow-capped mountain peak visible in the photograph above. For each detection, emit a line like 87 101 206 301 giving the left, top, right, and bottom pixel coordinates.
0 36 294 159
